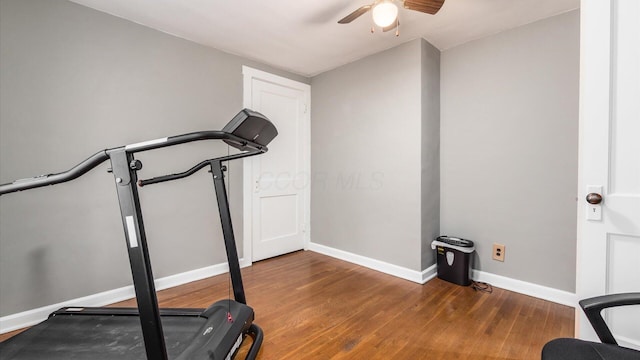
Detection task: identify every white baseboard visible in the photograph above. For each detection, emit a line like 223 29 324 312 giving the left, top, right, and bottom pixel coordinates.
0 285 136 335
422 264 438 283
0 258 250 334
470 269 577 307
308 242 436 284
308 242 577 308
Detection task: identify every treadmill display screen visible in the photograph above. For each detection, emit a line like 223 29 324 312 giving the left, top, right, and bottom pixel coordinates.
222 109 278 150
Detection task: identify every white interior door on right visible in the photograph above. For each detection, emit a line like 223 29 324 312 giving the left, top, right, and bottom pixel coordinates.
577 0 640 349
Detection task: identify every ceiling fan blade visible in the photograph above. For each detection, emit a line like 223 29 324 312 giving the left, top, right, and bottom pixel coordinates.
338 5 373 24
382 20 399 32
403 0 445 15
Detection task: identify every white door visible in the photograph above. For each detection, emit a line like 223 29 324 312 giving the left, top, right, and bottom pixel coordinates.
577 0 640 349
242 66 310 262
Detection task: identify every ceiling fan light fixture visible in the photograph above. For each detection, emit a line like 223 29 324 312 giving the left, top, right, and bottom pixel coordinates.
372 1 398 28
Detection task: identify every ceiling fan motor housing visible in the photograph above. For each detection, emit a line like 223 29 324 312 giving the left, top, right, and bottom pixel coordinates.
338 0 445 27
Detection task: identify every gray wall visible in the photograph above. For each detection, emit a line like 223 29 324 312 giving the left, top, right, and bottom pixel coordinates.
311 38 440 273
440 11 579 291
421 40 440 270
0 0 307 316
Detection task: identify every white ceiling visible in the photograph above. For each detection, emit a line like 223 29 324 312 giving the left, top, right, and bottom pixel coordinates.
69 0 580 77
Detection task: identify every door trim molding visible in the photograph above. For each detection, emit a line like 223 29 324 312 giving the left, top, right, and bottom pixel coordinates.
576 0 612 340
242 66 311 264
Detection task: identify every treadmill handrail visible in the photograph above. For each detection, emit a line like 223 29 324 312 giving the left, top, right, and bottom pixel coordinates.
138 150 262 187
124 131 267 153
0 131 266 196
0 150 109 195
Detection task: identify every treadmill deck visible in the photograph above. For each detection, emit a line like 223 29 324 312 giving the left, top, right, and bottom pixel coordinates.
0 302 254 360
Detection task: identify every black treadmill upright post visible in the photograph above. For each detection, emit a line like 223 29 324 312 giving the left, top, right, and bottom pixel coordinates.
210 160 247 305
109 149 168 360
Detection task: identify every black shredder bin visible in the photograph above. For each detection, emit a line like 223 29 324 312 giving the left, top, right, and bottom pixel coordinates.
431 236 475 286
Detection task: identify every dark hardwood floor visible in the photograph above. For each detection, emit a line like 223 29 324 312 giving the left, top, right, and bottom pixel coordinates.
0 250 574 359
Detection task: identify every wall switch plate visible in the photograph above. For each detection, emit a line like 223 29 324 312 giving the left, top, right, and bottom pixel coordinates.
492 243 505 262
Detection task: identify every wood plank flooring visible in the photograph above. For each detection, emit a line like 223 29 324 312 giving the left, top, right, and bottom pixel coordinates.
0 250 574 359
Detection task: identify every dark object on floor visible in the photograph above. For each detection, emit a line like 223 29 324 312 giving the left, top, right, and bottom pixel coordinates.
542 293 640 360
431 235 475 286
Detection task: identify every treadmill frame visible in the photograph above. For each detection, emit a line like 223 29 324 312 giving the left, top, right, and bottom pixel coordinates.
0 118 270 359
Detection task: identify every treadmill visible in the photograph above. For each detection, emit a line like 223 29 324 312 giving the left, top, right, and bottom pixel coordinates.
0 109 277 360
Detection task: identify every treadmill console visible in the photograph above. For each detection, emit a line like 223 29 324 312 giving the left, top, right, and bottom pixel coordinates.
222 109 278 151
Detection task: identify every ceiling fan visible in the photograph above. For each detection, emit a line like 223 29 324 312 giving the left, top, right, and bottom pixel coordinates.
338 0 445 35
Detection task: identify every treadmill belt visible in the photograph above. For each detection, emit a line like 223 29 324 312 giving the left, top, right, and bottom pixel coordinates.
0 314 206 360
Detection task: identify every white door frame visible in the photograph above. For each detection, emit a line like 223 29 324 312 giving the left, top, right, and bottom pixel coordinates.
241 66 311 265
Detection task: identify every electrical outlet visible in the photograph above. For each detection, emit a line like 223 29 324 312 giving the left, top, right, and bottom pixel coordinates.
492 243 505 262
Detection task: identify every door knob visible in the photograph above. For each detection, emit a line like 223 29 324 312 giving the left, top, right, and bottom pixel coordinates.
586 193 603 205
